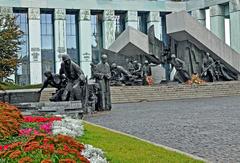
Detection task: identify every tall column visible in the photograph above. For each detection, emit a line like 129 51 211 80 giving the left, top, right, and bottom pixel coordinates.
28 8 42 84
54 9 67 72
102 10 116 49
230 0 240 53
147 11 162 40
210 5 225 40
125 11 138 29
191 9 206 26
79 10 92 77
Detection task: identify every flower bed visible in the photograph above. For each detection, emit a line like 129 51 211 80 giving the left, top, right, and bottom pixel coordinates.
0 102 107 163
0 102 23 139
0 134 90 163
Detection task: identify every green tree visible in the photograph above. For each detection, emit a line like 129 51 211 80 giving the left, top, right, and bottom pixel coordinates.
0 14 23 81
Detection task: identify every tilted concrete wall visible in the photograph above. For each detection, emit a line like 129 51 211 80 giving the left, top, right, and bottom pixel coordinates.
166 11 240 75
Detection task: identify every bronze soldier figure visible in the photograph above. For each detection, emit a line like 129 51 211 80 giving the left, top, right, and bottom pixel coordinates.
90 63 97 79
215 60 236 81
126 59 134 74
170 54 190 83
38 71 67 101
132 60 142 79
59 54 85 101
201 53 216 82
110 63 133 86
142 60 152 85
94 54 112 111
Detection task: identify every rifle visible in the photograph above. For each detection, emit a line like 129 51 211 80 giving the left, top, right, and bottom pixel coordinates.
200 61 217 77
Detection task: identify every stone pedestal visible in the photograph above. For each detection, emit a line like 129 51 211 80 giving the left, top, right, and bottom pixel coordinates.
28 8 42 84
191 9 206 26
125 11 138 29
230 0 240 53
54 9 67 72
151 65 166 84
147 11 162 40
102 10 116 49
210 5 225 41
79 10 92 77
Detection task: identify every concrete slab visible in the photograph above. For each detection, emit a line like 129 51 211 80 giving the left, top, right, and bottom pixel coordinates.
108 26 149 56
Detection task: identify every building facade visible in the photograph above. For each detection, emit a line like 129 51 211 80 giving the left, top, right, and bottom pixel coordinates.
0 0 239 85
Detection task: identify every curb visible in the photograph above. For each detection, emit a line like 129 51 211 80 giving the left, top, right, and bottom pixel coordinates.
84 121 210 163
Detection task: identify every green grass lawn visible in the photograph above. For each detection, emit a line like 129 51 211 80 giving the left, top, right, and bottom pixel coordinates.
78 122 205 163
0 82 42 90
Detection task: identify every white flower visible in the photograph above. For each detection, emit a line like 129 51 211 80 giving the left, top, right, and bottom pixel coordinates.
82 144 108 163
52 117 84 137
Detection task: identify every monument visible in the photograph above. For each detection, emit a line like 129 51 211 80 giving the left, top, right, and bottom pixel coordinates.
36 54 112 113
104 18 239 84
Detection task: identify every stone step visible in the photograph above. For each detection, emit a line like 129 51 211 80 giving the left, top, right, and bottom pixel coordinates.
40 81 240 104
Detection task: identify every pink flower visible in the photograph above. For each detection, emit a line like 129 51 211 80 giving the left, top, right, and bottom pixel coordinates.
40 122 53 134
19 128 33 136
33 129 39 135
3 145 8 150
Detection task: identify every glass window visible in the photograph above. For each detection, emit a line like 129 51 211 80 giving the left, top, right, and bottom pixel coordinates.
40 12 55 80
66 13 79 64
13 10 30 85
115 13 126 38
91 13 103 64
137 12 147 34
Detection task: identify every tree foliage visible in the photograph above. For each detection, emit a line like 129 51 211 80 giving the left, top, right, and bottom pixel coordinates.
0 14 23 79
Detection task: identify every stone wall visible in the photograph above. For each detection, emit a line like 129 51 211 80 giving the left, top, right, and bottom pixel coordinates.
110 81 240 103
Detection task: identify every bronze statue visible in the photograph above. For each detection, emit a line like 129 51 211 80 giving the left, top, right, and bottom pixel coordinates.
126 59 134 74
201 53 216 82
110 62 133 86
38 71 67 101
132 60 142 79
59 54 86 101
215 60 236 81
90 62 97 79
94 54 112 111
142 60 152 85
170 54 190 83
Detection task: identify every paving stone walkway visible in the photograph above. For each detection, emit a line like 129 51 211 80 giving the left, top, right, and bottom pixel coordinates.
85 96 240 163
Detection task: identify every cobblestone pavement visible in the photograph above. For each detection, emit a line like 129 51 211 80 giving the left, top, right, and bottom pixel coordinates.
85 96 240 163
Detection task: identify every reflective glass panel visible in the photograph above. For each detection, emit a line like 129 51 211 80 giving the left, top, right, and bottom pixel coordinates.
66 13 79 64
137 13 147 34
40 12 55 80
14 10 30 85
91 14 103 64
115 13 125 38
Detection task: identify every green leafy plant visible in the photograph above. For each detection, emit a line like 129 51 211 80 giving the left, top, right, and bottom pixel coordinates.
0 14 23 81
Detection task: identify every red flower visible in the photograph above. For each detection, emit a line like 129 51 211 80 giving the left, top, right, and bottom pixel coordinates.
9 150 21 159
41 159 52 163
3 145 8 150
23 116 61 123
59 159 77 163
18 156 33 163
